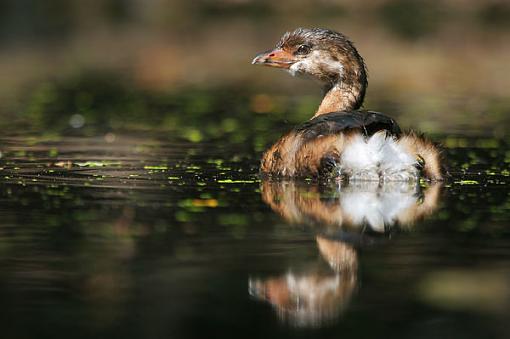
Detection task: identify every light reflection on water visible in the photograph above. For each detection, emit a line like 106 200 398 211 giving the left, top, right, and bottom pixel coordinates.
0 136 510 338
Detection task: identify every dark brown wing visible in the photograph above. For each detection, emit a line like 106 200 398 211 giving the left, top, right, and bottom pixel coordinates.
295 111 401 142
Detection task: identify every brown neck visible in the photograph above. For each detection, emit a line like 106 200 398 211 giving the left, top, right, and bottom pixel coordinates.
313 58 367 118
314 80 365 117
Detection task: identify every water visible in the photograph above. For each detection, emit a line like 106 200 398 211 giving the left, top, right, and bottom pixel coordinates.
1 1 510 337
0 134 509 339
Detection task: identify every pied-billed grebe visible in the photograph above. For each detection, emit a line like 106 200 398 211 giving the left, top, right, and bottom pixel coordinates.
252 28 442 181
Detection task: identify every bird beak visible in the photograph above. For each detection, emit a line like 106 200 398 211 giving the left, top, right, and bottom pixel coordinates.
252 48 296 69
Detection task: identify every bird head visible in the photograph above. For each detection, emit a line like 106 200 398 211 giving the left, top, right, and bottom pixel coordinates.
252 28 366 86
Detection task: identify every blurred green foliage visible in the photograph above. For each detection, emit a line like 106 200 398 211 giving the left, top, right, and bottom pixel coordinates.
19 73 320 151
16 71 510 147
0 0 509 139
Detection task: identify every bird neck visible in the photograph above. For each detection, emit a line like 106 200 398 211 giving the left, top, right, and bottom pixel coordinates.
313 61 367 118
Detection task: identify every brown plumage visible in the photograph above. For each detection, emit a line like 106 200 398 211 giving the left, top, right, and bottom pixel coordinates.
253 28 443 181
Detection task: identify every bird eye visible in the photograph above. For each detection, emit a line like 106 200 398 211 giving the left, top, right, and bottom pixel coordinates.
295 44 311 55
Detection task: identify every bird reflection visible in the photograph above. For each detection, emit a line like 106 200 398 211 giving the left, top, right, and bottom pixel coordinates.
249 180 441 327
249 236 357 327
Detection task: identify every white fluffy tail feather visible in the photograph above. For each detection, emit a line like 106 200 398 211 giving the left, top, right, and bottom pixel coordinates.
340 132 418 181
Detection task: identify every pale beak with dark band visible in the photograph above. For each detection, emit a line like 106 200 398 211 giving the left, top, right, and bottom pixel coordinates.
252 49 296 69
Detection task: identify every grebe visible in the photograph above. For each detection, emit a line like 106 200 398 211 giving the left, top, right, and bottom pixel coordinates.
252 28 442 181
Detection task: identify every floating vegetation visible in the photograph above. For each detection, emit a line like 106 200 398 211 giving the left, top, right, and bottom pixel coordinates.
217 179 258 184
144 165 169 170
191 199 218 208
207 159 224 166
455 180 480 185
75 161 121 167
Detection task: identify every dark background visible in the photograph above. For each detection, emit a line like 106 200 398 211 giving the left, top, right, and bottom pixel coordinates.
0 0 509 143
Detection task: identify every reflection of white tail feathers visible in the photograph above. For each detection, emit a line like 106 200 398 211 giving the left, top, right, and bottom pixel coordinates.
340 132 418 181
340 181 418 232
261 180 440 233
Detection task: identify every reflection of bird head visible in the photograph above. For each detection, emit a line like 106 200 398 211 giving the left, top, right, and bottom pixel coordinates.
249 272 355 327
248 237 357 327
252 28 367 110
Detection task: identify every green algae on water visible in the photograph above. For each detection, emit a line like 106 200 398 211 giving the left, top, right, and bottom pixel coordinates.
455 180 480 185
144 165 168 170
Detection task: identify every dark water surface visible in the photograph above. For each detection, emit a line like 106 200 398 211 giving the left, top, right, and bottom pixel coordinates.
1 135 510 339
